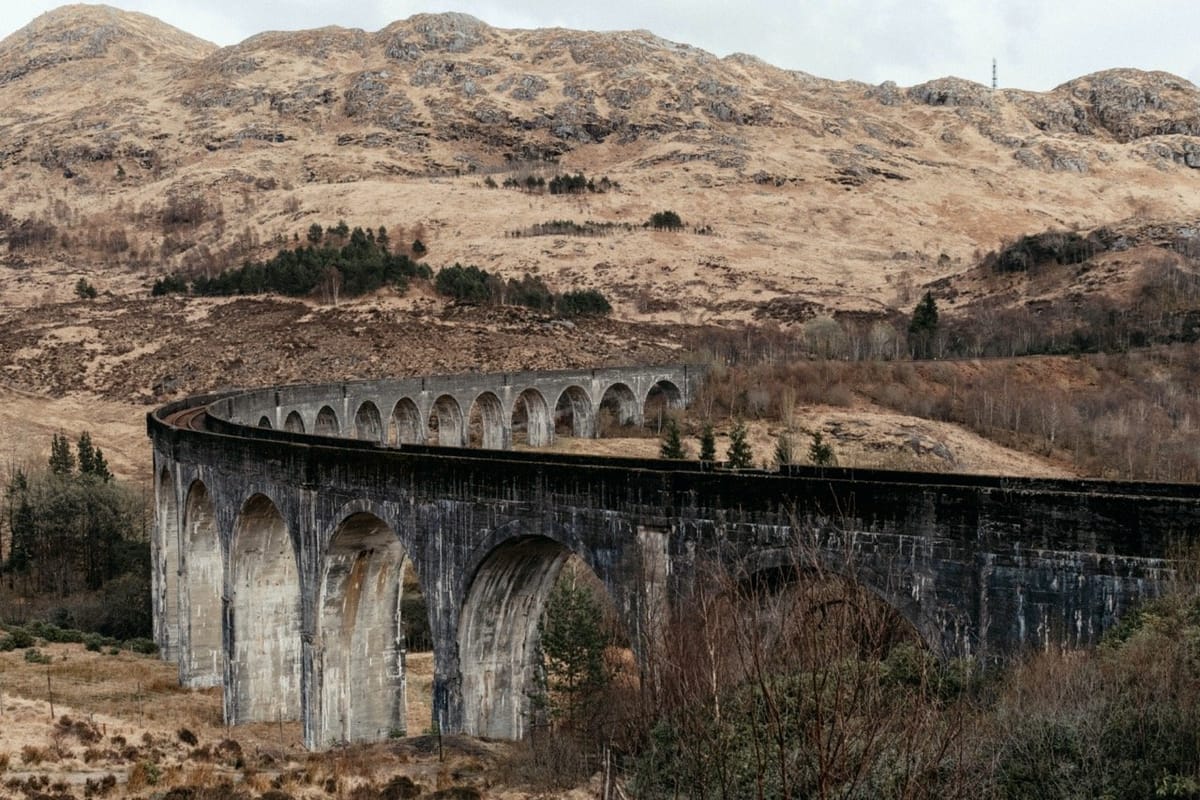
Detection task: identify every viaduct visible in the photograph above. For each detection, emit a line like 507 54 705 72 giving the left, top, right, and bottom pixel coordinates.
149 364 1196 750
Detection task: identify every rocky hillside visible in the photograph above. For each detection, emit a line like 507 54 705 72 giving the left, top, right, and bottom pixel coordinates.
0 4 1197 325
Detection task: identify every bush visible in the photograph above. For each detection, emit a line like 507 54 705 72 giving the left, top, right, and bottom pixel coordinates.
2 627 34 649
24 648 51 664
125 638 159 655
75 277 98 299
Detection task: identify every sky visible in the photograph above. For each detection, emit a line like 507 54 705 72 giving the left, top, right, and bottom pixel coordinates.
2 0 1198 91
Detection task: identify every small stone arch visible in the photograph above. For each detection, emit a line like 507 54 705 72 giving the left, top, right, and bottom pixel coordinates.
511 388 553 447
598 382 640 434
315 406 340 437
428 394 464 447
391 398 422 444
284 411 305 433
183 480 222 687
257 415 273 429
553 385 595 438
230 493 301 725
457 532 629 739
467 391 507 449
643 379 684 433
317 511 408 744
354 401 384 442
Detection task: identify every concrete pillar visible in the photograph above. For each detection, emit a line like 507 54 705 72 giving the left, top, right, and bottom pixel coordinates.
227 494 302 725
181 481 223 687
152 464 181 664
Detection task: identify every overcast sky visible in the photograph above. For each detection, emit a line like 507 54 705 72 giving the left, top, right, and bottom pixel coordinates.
3 1 1198 91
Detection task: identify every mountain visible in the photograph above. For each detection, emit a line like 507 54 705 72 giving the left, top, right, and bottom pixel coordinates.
1 4 1199 325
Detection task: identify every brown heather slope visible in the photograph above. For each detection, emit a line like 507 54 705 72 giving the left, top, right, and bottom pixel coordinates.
0 5 1198 483
0 5 1199 322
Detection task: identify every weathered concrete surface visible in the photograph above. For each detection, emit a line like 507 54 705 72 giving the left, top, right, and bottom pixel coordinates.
149 365 1195 749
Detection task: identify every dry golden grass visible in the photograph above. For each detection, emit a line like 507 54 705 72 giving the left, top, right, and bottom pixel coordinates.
0 640 525 798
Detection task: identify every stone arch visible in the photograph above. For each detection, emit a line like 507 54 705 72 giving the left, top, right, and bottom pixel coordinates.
598 382 640 434
428 394 464 447
738 547 937 658
354 401 384 442
154 467 180 661
643 379 684 433
257 415 273 429
553 385 595 438
317 511 408 744
315 406 340 436
511 388 553 447
230 493 301 724
467 391 507 449
391 398 422 445
183 480 223 687
457 533 626 739
284 410 305 433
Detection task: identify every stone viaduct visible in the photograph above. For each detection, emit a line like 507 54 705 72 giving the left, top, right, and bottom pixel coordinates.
149 364 1198 750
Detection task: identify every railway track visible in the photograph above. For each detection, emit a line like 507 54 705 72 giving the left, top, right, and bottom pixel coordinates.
163 405 207 432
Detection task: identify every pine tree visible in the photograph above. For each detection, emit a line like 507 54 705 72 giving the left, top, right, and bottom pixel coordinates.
77 431 96 475
908 291 939 358
809 431 836 466
726 421 753 469
660 418 687 459
538 565 610 728
773 432 794 468
699 423 717 462
49 432 75 475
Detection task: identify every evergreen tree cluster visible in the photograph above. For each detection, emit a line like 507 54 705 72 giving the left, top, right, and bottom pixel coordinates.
648 210 685 231
433 263 612 317
547 172 615 195
4 433 142 607
152 224 430 299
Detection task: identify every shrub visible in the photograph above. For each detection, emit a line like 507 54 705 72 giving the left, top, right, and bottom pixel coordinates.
75 277 98 299
24 648 51 664
125 637 159 656
3 627 34 649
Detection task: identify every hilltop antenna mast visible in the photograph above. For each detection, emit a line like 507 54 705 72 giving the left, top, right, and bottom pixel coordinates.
992 58 998 91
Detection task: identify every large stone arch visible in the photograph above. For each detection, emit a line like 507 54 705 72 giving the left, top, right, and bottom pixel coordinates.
229 493 301 725
554 385 595 438
182 480 223 687
467 391 507 449
391 398 422 444
154 467 180 661
317 511 408 744
257 415 273 429
315 405 340 436
428 394 464 447
737 546 942 658
354 401 384 442
284 410 305 433
598 382 640 433
511 388 553 447
457 532 627 739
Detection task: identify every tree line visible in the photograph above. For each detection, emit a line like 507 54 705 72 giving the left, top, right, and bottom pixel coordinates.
1 433 150 639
